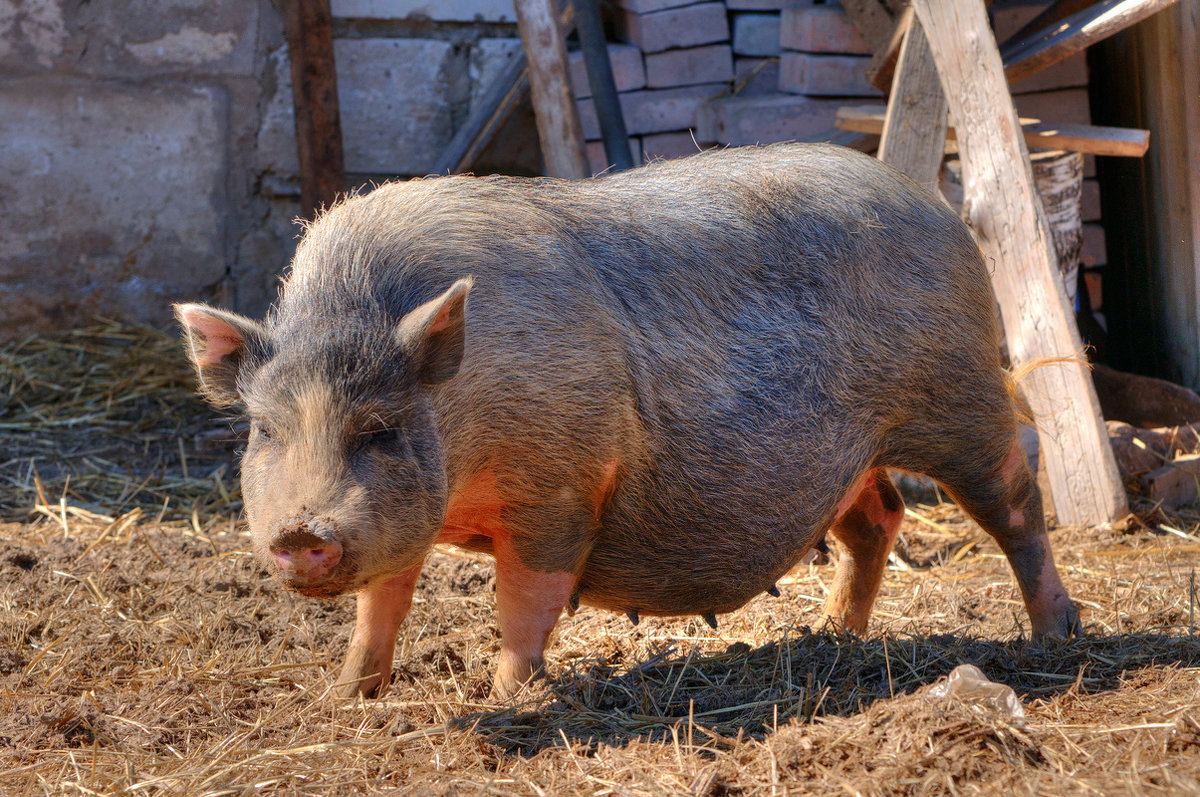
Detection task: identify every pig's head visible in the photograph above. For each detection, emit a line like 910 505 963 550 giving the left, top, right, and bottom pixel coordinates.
174 278 473 597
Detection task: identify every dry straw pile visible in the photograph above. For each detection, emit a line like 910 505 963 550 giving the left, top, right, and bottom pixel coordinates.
2 324 1200 795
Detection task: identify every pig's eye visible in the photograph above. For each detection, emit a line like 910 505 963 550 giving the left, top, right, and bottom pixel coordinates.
354 428 396 452
252 422 275 442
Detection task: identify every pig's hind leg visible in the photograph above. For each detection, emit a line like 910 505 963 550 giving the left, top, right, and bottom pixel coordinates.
821 469 905 633
930 438 1080 639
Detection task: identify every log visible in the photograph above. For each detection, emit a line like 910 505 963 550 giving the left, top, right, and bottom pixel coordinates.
513 0 589 179
836 105 1150 157
876 13 947 194
913 0 1127 526
1001 0 1182 85
1031 151 1085 308
283 0 345 219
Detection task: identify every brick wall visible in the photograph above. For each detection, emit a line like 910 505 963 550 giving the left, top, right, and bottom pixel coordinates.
583 0 1106 279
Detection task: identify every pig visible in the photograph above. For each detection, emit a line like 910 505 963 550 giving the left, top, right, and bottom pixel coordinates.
176 143 1079 700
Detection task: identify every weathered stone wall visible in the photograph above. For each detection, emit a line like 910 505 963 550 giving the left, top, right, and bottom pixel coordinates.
0 0 538 339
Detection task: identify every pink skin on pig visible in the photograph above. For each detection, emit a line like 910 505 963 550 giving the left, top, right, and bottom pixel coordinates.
338 465 578 699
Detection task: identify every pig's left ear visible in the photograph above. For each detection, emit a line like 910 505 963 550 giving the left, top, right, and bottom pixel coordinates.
174 303 267 406
396 278 474 385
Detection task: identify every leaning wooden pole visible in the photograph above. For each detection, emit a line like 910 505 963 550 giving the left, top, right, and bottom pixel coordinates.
912 0 1127 526
877 12 948 194
513 0 589 179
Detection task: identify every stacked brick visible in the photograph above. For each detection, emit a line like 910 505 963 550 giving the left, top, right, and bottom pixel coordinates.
778 4 876 97
572 0 732 173
578 1 889 166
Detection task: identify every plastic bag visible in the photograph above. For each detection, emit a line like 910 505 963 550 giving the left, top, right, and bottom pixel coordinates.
927 663 1026 726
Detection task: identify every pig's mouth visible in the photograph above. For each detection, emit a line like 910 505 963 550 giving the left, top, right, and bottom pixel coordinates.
275 560 361 598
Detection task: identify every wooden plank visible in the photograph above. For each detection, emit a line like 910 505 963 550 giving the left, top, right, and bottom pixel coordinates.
877 14 948 193
800 128 880 153
913 0 1127 526
1001 0 1182 85
837 105 1150 157
1151 1 1200 389
1000 0 1099 52
839 0 897 51
513 0 588 179
866 4 912 93
1082 10 1200 384
283 0 345 219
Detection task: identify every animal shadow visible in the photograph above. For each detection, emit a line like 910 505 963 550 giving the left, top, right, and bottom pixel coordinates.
460 629 1200 754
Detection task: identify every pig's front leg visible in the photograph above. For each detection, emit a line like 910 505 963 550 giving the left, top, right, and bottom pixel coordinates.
491 533 576 699
334 565 422 698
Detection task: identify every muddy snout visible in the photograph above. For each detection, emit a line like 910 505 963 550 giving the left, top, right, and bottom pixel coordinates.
268 518 343 587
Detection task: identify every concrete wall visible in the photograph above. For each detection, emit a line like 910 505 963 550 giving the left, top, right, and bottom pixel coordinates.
0 0 538 339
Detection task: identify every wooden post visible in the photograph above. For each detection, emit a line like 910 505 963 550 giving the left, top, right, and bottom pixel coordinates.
877 13 948 193
913 0 1127 526
283 0 345 219
513 0 589 180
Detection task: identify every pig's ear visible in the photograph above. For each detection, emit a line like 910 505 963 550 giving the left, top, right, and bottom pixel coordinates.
396 278 474 385
174 303 266 406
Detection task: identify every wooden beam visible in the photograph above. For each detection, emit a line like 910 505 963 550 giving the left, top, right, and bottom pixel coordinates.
877 14 948 193
513 0 588 179
837 105 1150 158
800 128 880 153
913 0 1127 526
866 5 912 93
283 0 345 219
1001 0 1182 84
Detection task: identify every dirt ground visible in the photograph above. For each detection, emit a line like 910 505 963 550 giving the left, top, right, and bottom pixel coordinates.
3 326 1200 796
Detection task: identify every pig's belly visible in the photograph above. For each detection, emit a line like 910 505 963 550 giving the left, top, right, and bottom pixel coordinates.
575 511 826 617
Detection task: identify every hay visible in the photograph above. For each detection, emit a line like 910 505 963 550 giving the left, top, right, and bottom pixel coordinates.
0 321 242 520
2 322 1199 795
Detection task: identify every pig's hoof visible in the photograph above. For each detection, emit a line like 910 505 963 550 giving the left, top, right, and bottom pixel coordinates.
816 614 863 637
332 671 387 699
1031 600 1082 640
491 655 545 700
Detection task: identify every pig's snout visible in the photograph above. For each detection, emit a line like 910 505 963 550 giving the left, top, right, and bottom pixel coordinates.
270 526 343 585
